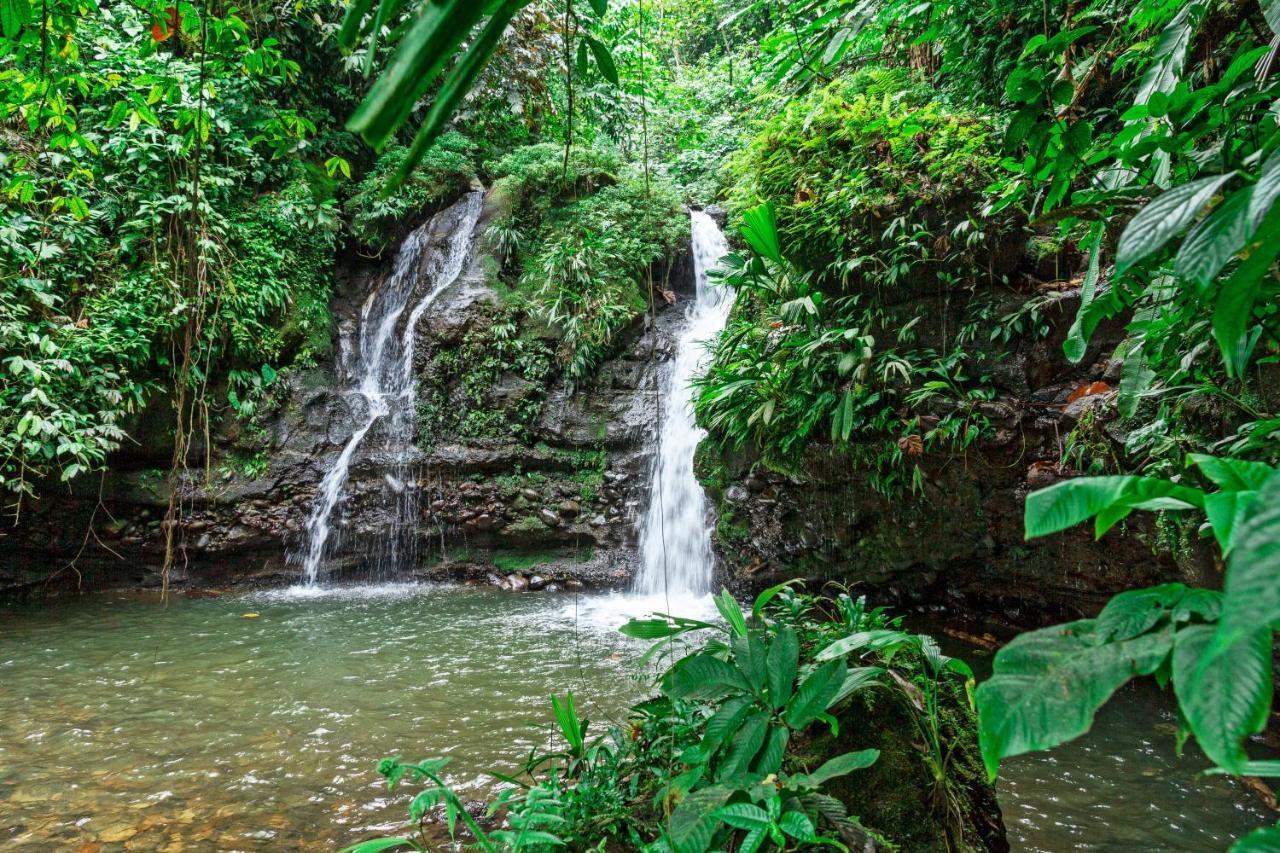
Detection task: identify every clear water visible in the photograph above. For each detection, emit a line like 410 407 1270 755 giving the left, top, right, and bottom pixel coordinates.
998 680 1273 851
296 192 484 586
635 210 734 601
1 589 1270 851
0 587 651 850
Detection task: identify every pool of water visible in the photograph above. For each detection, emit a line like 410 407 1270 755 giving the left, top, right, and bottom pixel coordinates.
0 586 1271 850
959 644 1274 851
0 586 667 850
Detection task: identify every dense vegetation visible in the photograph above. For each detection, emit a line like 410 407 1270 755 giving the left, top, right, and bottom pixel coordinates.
6 0 1280 849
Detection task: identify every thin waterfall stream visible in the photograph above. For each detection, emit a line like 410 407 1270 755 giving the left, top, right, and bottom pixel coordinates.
634 210 734 603
294 191 483 586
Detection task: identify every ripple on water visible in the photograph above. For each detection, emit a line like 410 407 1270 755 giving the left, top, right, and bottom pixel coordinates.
1 587 1272 851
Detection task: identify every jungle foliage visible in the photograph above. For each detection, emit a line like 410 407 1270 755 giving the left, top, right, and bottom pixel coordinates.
0 0 341 503
339 1 1280 850
8 0 1280 849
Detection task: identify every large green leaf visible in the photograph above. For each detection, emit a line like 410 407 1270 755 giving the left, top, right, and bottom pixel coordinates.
831 666 885 706
1173 625 1272 773
716 588 748 637
712 802 770 831
621 614 718 640
666 654 751 700
699 695 754 759
0 0 31 39
551 692 584 753
785 749 880 790
340 839 420 853
1132 1 1204 107
816 629 913 661
1189 454 1277 492
1115 173 1235 274
766 625 799 708
1094 583 1186 642
1231 824 1280 853
1063 221 1104 363
1213 205 1280 377
388 0 528 190
751 579 801 619
719 710 769 778
740 203 784 264
1209 761 1280 778
779 811 817 842
669 784 734 853
1204 490 1262 555
620 618 690 640
584 35 619 85
1249 150 1280 229
1215 476 1280 652
1175 186 1254 288
346 0 486 150
976 621 1173 779
753 723 789 775
1024 476 1204 540
732 631 768 693
784 658 847 728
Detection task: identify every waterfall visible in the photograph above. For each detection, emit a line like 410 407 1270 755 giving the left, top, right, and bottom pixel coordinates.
635 210 734 600
296 191 484 586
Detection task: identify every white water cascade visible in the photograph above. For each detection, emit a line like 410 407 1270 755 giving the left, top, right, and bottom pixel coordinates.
634 210 734 602
296 191 483 586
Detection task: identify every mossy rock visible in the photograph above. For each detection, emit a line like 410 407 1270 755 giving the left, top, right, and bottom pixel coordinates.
793 678 1007 852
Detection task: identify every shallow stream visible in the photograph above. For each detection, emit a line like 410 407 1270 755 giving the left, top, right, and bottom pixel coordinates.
0 586 1270 850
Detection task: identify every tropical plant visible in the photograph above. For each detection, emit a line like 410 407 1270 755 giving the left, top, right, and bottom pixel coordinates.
978 456 1280 823
336 0 622 190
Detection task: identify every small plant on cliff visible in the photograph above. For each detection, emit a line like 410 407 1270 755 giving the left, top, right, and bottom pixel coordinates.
522 176 686 387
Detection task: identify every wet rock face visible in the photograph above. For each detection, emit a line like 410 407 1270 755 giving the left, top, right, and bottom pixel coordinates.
0 189 693 598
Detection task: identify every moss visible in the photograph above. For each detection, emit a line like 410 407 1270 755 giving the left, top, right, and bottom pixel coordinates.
432 546 474 565
715 508 750 546
507 515 548 534
416 303 556 451
493 546 595 574
693 439 729 496
494 551 558 573
797 677 1002 851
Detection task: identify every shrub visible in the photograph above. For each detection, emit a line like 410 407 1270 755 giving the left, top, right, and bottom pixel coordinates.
345 132 479 250
726 67 1001 292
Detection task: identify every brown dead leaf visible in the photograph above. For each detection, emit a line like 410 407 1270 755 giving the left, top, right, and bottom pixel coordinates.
898 434 924 457
1067 381 1111 404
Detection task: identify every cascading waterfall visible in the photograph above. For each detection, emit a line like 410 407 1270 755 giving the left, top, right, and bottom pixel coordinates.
635 210 734 600
296 191 483 586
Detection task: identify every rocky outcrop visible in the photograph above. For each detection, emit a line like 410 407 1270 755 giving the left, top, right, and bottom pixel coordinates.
0 188 693 597
699 283 1218 629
